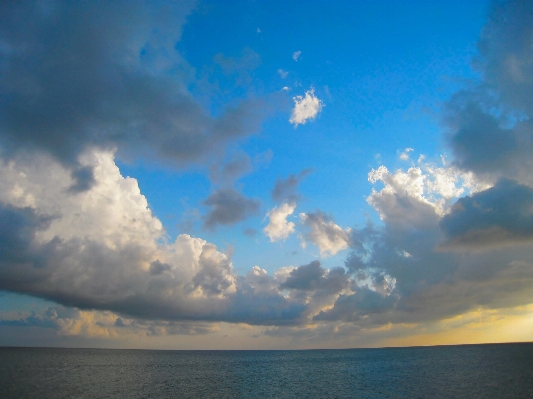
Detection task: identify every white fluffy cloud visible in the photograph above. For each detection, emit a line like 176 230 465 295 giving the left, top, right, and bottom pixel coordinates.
292 51 301 61
0 149 241 320
299 211 351 257
0 154 347 327
263 202 297 242
367 156 488 225
289 89 323 126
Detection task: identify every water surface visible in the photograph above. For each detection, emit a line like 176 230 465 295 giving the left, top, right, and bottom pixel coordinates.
1 343 532 398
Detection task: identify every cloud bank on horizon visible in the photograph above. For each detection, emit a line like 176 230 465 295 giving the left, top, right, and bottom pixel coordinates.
1 0 533 348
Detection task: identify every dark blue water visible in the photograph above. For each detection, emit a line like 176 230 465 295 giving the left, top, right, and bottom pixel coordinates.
1 343 532 398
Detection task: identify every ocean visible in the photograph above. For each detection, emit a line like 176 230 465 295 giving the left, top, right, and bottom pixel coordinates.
1 343 532 398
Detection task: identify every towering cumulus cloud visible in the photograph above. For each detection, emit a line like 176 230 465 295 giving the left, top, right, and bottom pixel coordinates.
0 150 302 324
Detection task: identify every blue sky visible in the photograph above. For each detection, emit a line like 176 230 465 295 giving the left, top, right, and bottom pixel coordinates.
119 0 488 272
2 0 533 349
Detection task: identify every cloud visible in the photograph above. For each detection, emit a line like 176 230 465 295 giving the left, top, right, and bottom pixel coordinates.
209 153 252 185
68 165 97 193
186 243 237 297
264 203 296 242
0 147 337 329
367 159 486 226
2 146 533 335
478 0 533 115
243 228 258 237
337 153 533 327
0 306 220 338
3 0 533 345
367 165 442 229
0 1 265 180
289 89 323 126
399 147 414 161
314 287 398 322
299 211 351 257
0 149 326 327
280 261 349 295
440 178 533 250
213 47 261 87
203 188 260 230
0 150 235 321
444 0 533 185
278 69 288 79
271 169 312 202
292 51 301 61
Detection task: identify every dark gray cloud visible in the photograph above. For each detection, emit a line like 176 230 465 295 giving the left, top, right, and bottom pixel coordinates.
444 91 533 182
203 188 260 230
478 0 533 115
0 203 54 267
0 312 56 329
209 153 252 184
271 169 312 202
445 0 533 183
340 191 533 327
440 178 533 249
0 1 265 178
0 305 221 337
280 261 349 295
149 260 172 276
314 287 397 322
68 166 96 193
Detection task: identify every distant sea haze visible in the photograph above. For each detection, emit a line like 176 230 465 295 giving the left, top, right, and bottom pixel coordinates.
1 343 532 398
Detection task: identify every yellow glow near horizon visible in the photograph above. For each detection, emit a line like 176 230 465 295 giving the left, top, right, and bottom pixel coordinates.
377 305 533 348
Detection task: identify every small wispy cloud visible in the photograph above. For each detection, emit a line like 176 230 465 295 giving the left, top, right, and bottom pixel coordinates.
399 147 414 161
292 51 301 61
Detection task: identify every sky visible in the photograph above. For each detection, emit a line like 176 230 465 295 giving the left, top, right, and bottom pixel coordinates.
1 0 533 350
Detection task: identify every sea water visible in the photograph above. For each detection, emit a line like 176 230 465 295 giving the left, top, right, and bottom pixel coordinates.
1 343 532 398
